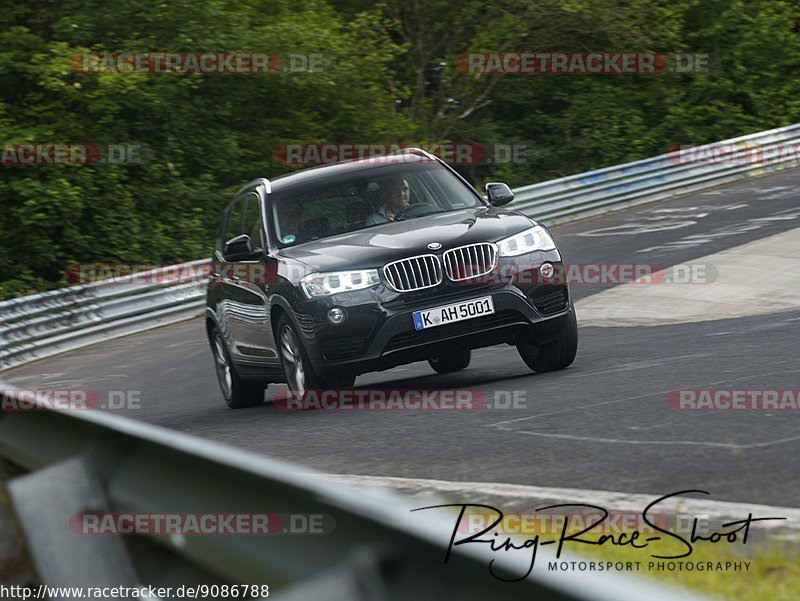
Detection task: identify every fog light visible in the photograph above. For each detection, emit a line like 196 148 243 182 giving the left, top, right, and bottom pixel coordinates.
327 308 346 325
540 262 555 280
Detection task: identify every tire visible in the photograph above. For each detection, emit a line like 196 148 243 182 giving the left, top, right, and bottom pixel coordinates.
517 308 578 373
211 328 265 409
428 349 471 374
277 315 330 399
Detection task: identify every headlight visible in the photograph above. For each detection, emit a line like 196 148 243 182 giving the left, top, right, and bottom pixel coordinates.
300 269 381 298
497 225 556 256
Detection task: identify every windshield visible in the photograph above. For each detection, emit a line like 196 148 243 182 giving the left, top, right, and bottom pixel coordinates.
270 162 482 247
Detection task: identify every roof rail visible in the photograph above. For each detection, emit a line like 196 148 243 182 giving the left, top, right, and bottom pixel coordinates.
255 177 271 194
235 177 271 197
390 147 439 162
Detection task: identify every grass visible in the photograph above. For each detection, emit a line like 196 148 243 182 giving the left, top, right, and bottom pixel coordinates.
571 534 800 600
454 506 800 600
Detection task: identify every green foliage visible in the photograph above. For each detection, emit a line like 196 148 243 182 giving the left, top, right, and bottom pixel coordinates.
2 0 800 298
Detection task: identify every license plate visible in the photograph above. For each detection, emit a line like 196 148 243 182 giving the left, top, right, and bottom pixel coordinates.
412 296 495 330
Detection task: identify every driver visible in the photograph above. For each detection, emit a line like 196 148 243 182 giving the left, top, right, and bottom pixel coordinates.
366 177 410 225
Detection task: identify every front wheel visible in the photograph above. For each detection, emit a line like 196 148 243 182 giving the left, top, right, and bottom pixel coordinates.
428 349 471 374
211 328 265 409
277 315 330 399
517 309 578 373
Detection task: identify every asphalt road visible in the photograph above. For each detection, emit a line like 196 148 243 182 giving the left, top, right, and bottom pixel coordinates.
5 168 800 508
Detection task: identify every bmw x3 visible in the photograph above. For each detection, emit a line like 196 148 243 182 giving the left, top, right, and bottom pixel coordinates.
206 149 577 407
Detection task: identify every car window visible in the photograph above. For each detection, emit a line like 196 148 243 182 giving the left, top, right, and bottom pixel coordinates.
271 163 481 247
220 198 244 250
242 193 263 250
274 185 356 245
423 168 477 209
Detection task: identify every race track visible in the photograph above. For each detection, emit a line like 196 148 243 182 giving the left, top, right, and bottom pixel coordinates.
5 168 800 509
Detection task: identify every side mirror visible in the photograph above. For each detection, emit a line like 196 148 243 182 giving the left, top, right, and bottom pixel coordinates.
485 182 514 207
222 234 255 261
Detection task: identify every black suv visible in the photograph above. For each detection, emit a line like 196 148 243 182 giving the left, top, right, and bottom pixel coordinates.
206 149 577 407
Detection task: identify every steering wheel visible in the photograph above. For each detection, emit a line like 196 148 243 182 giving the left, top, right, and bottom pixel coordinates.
393 203 437 221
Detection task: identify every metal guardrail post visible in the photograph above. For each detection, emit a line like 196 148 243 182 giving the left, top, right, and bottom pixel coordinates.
0 381 706 600
7 456 147 598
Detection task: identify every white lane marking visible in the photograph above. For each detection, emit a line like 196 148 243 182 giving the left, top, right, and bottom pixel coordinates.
722 367 798 380
579 220 697 237
751 213 800 221
561 353 712 379
2 374 129 387
652 206 702 212
485 375 728 429
486 430 800 449
485 390 668 429
486 365 800 447
487 368 740 430
634 206 800 254
754 186 793 194
625 422 674 431
318 474 800 525
166 340 206 349
635 222 765 254
496 362 798 429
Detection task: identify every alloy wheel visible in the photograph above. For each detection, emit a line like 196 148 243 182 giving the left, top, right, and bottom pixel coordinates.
213 333 232 399
280 324 306 396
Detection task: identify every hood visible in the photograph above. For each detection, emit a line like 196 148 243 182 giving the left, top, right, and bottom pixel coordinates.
278 207 536 272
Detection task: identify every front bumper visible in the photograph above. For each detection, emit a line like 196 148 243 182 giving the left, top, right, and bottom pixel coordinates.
294 251 571 375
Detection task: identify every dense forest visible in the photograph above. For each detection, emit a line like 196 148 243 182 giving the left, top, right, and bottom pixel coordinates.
2 0 799 298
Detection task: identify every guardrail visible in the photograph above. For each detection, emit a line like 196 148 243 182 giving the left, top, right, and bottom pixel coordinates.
1 123 799 372
513 122 800 221
0 260 210 371
0 381 704 599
